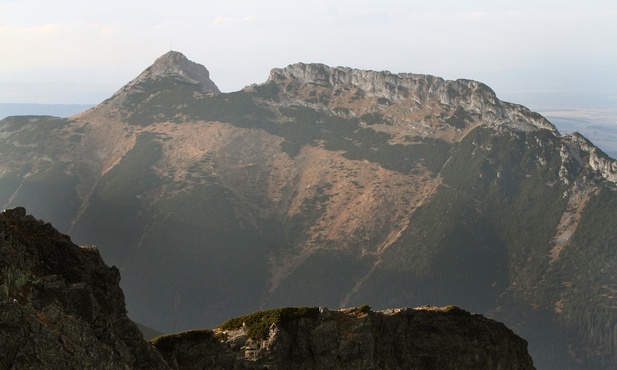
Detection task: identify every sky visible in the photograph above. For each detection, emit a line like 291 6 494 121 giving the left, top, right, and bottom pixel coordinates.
0 0 616 106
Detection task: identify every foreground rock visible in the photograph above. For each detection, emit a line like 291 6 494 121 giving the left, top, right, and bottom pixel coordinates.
0 207 535 369
153 306 535 370
0 207 167 369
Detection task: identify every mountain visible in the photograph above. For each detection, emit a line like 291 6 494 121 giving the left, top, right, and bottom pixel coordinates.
1 51 617 369
0 207 535 369
0 103 95 120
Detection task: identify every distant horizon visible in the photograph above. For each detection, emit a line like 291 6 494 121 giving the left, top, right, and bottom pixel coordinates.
1 53 615 109
1 1 615 104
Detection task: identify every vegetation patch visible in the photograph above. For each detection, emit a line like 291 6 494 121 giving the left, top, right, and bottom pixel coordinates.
442 305 470 315
360 112 389 125
116 78 453 174
93 131 162 203
150 329 215 351
217 307 320 340
443 107 477 129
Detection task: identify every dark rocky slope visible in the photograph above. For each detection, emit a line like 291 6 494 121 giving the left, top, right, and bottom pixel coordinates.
0 207 167 369
0 207 534 369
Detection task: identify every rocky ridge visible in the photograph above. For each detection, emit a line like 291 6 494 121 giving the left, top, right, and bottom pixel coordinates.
267 62 557 134
562 132 617 184
267 62 617 188
154 306 535 370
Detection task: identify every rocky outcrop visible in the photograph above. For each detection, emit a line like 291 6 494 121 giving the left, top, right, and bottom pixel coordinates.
267 62 556 133
112 51 221 97
562 132 617 184
0 207 167 369
153 306 535 370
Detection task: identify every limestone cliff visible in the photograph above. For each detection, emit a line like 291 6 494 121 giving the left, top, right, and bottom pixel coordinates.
267 62 557 134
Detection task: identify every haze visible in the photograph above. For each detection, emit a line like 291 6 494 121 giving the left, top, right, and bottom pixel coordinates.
1 0 616 151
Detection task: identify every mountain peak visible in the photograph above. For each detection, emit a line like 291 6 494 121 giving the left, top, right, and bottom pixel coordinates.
267 62 558 134
156 50 189 62
114 51 221 96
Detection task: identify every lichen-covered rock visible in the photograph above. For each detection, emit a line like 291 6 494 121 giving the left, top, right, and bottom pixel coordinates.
0 207 168 369
153 306 535 370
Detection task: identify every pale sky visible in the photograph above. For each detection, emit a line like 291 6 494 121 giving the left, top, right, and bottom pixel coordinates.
1 0 616 105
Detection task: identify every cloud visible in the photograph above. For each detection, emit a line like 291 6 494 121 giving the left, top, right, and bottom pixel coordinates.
456 11 490 20
0 22 117 37
0 22 121 71
213 16 258 24
456 10 521 20
0 23 64 36
99 25 115 35
406 9 522 23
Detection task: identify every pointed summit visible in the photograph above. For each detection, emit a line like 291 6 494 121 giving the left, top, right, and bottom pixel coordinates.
115 51 221 96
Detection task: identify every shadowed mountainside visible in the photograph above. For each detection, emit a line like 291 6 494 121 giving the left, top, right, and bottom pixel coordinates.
0 207 534 369
1 51 616 369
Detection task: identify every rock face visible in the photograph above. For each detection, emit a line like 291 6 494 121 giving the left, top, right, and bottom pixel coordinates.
0 207 166 369
153 306 535 370
267 62 557 133
112 50 221 97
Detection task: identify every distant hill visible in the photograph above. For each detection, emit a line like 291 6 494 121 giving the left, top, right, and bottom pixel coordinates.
2 51 617 369
0 103 93 120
